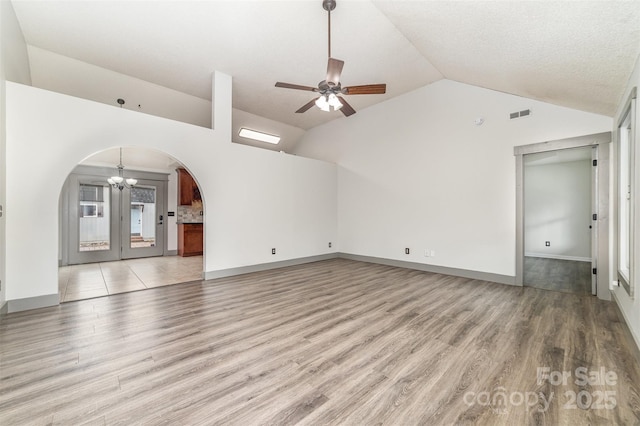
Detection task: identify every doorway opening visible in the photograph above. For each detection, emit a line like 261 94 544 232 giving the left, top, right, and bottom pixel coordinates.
58 147 204 302
523 146 595 295
514 132 611 298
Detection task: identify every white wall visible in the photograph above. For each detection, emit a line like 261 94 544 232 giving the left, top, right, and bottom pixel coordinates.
294 79 612 278
28 46 212 129
28 47 307 149
611 53 640 352
524 159 592 261
1 0 32 309
209 142 337 269
1 1 31 85
5 76 337 303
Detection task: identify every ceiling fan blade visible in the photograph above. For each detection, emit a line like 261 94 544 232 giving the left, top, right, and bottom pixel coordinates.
296 98 319 113
275 82 318 92
337 96 356 117
326 58 344 86
343 84 386 95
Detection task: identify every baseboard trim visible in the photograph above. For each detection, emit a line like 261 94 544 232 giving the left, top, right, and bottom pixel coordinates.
338 253 517 286
525 253 591 262
204 252 517 286
611 291 640 365
0 301 8 316
165 250 178 256
204 253 339 280
1 294 59 315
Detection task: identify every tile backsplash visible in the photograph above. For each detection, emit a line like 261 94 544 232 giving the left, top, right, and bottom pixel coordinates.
177 205 203 223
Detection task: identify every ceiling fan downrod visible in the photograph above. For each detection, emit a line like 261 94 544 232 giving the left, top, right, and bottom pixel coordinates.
323 0 337 59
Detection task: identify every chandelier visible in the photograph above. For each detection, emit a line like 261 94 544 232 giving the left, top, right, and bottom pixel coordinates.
107 147 138 190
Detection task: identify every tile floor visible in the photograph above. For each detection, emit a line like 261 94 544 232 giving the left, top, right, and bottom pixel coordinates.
58 255 203 302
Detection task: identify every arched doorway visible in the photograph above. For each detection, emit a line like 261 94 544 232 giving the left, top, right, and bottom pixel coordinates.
58 147 205 302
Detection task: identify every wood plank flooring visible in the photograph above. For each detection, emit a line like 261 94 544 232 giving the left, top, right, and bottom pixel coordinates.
524 256 592 295
1 258 639 425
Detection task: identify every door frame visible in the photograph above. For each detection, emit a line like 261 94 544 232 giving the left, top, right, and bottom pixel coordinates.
591 146 599 295
514 132 611 299
61 165 169 266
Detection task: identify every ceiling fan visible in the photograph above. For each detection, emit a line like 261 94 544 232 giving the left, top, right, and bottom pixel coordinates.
275 0 386 117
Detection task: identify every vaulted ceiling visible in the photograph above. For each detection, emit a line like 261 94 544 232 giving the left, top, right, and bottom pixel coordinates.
11 0 640 139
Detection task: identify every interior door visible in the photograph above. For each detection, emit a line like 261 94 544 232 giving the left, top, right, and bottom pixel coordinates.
591 146 598 296
121 179 165 259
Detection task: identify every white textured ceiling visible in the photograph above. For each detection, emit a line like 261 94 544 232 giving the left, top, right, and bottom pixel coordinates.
11 0 640 135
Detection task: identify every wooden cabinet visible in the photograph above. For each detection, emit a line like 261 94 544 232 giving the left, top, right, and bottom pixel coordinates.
178 223 203 256
177 168 201 206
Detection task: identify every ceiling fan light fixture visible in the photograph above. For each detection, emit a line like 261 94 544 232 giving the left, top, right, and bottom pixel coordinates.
315 95 330 112
238 127 281 144
327 93 343 110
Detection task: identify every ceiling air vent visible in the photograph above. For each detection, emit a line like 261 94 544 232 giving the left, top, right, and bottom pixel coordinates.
510 109 532 120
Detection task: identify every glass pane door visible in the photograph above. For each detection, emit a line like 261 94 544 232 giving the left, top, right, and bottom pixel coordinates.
79 184 111 252
68 175 120 265
129 187 156 249
121 180 165 259
65 170 167 265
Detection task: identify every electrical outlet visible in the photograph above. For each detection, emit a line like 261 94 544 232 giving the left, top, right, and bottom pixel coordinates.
328 242 332 248
424 249 429 257
430 250 436 257
405 248 410 255
545 241 550 247
272 248 276 255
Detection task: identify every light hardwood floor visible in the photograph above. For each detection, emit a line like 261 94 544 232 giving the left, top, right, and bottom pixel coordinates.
2 259 639 425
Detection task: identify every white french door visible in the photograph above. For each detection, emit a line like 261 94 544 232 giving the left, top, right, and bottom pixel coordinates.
65 168 167 265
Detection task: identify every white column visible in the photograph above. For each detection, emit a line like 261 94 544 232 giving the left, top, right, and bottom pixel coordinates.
212 71 232 142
